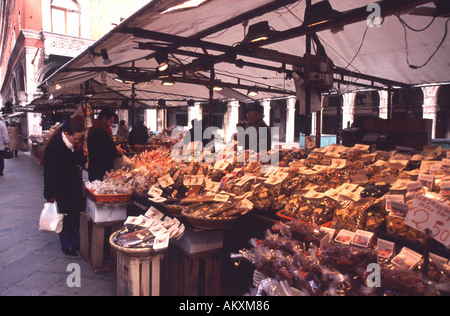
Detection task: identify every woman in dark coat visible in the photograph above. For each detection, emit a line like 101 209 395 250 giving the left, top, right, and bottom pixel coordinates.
43 120 87 256
87 109 125 181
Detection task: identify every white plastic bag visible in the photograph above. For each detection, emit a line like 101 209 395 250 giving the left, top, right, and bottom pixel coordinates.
39 202 65 234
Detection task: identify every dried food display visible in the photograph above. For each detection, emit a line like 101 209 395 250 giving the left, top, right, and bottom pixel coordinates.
232 221 449 296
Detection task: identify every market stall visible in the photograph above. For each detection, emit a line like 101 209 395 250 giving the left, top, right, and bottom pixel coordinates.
81 138 449 296
32 0 450 296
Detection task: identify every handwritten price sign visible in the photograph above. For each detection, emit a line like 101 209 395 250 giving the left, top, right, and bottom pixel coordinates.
404 195 450 248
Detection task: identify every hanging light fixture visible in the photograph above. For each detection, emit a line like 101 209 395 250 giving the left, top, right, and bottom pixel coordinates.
302 0 341 28
244 21 274 43
101 49 112 65
247 88 258 97
213 80 223 91
161 78 175 86
155 51 169 72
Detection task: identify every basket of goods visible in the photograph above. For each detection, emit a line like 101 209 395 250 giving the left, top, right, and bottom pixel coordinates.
110 212 185 258
85 179 133 204
181 198 253 230
162 202 185 217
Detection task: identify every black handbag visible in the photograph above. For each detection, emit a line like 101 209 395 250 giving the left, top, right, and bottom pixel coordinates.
3 148 13 159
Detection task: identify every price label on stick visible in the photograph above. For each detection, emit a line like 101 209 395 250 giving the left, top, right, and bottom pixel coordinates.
404 195 450 248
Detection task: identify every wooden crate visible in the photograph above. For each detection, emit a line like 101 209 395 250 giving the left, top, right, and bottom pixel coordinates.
79 212 124 274
116 251 164 296
162 246 222 296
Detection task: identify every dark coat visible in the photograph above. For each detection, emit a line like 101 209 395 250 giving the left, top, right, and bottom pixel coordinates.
88 121 118 181
244 119 272 153
43 133 87 229
129 125 149 147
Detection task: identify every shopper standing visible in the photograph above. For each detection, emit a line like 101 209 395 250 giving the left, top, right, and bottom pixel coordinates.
43 120 87 256
7 121 21 158
129 120 149 149
116 120 130 140
241 102 272 154
0 120 10 176
88 109 125 181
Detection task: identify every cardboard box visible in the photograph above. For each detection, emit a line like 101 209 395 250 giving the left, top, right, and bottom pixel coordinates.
86 197 127 223
171 227 224 254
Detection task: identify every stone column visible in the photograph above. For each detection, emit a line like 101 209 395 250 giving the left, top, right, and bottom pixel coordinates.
342 92 356 128
188 102 202 127
422 86 440 139
261 99 271 126
145 109 158 131
286 97 296 144
223 100 240 142
378 90 389 119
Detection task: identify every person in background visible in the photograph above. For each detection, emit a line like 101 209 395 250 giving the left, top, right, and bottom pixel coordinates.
129 120 149 149
43 119 87 256
7 121 21 158
0 120 10 176
240 102 272 154
88 109 125 181
116 120 130 140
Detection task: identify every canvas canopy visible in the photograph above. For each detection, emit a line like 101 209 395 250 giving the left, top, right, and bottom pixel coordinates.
40 0 449 109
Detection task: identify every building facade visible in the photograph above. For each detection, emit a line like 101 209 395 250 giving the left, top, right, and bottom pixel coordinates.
0 0 148 138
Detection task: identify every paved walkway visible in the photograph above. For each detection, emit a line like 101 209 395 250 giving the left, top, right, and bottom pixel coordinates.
0 153 116 296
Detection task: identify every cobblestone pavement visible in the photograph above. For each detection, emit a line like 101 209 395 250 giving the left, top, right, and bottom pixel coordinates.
0 153 116 296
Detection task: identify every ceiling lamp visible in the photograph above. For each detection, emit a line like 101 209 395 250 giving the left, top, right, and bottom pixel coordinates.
55 83 62 90
213 80 223 91
155 51 169 72
191 58 213 74
85 89 96 98
245 21 274 43
101 49 112 65
302 0 341 28
161 78 175 87
114 69 150 84
247 88 258 97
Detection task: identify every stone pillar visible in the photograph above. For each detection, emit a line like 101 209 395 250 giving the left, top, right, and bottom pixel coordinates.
188 102 202 128
146 109 158 131
286 97 296 144
342 92 356 128
378 90 389 119
261 99 271 126
223 100 240 142
422 86 440 139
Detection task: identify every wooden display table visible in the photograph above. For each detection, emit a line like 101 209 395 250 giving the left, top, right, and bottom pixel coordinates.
162 227 224 296
109 232 165 296
79 212 124 274
116 250 164 296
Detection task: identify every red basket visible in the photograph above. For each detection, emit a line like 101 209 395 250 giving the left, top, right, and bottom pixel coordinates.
85 187 132 204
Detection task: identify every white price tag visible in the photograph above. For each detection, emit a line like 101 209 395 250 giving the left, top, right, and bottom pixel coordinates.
404 195 450 248
213 194 230 203
158 174 174 188
204 180 220 193
183 175 204 186
148 185 163 198
264 172 288 185
150 224 168 237
385 195 405 213
214 161 230 171
145 207 165 221
330 159 347 169
153 233 170 250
